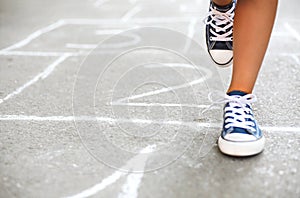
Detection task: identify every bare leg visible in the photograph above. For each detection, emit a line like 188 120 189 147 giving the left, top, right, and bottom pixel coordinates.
228 0 278 93
212 0 232 6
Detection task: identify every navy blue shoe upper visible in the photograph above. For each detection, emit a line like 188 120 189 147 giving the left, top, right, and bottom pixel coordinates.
221 90 263 141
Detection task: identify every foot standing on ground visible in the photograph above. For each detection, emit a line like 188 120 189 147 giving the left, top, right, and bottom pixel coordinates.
205 0 278 156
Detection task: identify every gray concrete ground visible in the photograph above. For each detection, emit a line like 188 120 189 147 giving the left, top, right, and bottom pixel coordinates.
0 0 300 197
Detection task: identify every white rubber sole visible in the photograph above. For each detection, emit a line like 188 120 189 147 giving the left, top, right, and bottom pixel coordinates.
218 136 265 157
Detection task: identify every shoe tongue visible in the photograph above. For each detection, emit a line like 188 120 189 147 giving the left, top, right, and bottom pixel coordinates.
212 1 233 12
226 90 251 134
227 90 247 96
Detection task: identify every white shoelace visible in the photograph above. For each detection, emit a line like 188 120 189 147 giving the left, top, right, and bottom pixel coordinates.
203 91 257 133
203 3 235 42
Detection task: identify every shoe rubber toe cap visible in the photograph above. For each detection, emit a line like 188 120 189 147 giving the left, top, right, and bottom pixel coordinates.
209 50 233 66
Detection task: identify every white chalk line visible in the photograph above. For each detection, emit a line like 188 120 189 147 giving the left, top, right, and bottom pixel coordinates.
63 17 194 25
0 17 193 54
95 29 125 35
115 65 212 103
117 145 156 198
0 114 212 127
0 50 298 58
110 102 212 109
65 43 97 49
94 26 140 35
65 145 156 198
0 49 172 57
0 50 78 57
0 20 65 52
121 5 142 22
0 16 183 52
0 16 293 56
115 77 208 103
262 126 300 133
0 54 70 104
3 14 274 54
100 32 141 48
0 115 88 121
0 14 296 198
119 171 144 198
0 114 299 133
144 63 196 69
66 32 140 49
65 171 123 198
284 22 300 42
291 54 300 65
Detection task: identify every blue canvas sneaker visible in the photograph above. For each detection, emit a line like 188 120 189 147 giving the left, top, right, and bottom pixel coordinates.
204 0 235 66
218 91 265 156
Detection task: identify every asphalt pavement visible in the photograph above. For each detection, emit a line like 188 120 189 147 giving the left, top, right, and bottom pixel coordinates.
0 0 299 197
